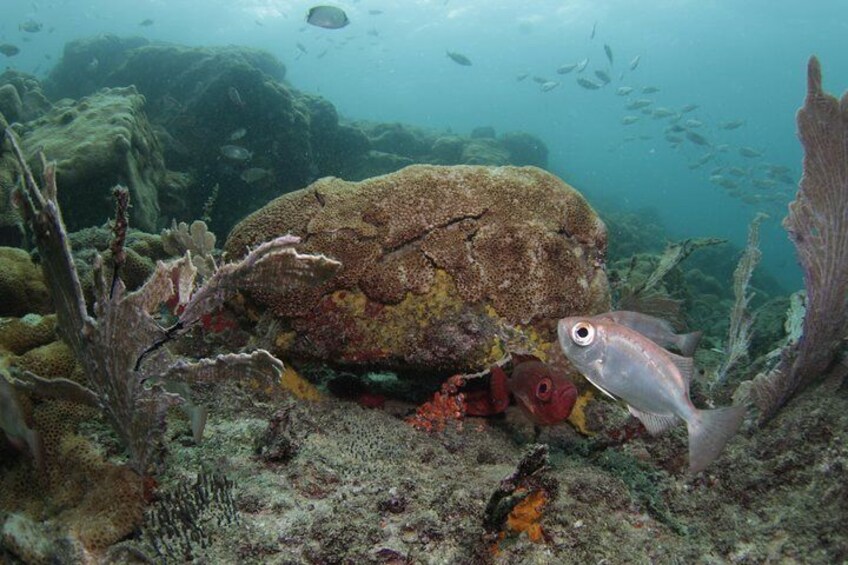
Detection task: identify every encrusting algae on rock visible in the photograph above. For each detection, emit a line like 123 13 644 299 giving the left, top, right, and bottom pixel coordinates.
225 164 610 376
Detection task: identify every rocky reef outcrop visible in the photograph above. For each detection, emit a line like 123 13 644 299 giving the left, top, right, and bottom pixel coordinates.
13 86 166 232
31 35 548 238
225 164 609 375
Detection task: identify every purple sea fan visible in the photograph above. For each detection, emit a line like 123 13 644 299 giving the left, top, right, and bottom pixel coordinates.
748 57 848 420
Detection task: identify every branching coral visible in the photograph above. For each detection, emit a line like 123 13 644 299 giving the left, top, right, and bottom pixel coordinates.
747 58 848 421
4 128 341 474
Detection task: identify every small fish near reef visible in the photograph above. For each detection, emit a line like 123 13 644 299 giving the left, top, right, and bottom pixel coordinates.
220 144 252 161
557 316 745 473
446 51 472 66
464 355 578 426
19 19 43 33
0 44 20 57
306 5 350 29
139 18 154 27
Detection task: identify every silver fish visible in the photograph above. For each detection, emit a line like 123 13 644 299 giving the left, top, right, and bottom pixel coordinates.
604 44 613 65
626 99 652 110
540 80 560 92
641 86 660 94
516 72 529 81
616 86 633 96
240 167 271 183
576 58 589 72
684 119 703 128
686 130 709 146
680 104 699 113
220 144 252 160
739 146 763 158
594 70 611 84
719 120 745 130
556 63 578 75
446 51 472 66
577 77 601 90
229 128 247 141
629 55 641 71
557 317 745 473
651 107 677 119
621 116 640 125
306 5 349 29
594 311 702 356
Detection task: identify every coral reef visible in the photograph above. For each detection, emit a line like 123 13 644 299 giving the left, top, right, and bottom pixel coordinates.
11 86 167 231
226 164 609 375
5 130 339 475
0 247 52 317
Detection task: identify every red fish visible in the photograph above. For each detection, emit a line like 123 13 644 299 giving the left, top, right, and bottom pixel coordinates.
465 356 578 426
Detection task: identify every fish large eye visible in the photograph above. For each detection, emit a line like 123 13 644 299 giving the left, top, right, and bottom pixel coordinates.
571 322 595 347
535 377 553 401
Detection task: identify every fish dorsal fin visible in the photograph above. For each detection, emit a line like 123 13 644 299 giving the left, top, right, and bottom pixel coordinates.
666 351 695 385
628 406 679 436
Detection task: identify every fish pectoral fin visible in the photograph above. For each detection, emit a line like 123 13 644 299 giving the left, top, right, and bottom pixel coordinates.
584 369 618 401
627 406 679 435
666 352 695 384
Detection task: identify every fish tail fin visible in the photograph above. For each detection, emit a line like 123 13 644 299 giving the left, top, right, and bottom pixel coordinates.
677 330 703 357
687 405 745 474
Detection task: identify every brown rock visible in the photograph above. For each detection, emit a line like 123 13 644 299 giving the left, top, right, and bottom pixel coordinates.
225 165 609 374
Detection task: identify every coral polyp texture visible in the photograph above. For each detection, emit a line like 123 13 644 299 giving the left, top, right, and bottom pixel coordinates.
225 164 610 373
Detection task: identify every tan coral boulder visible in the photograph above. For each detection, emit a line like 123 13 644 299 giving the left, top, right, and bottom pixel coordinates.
225 165 609 374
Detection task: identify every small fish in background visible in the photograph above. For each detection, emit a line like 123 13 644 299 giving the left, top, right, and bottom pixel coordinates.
621 116 640 125
680 103 699 113
576 58 589 72
229 127 247 141
19 19 43 33
604 44 614 65
368 9 383 15
515 72 529 81
739 146 763 158
306 5 350 29
752 178 777 189
728 166 748 177
641 86 660 94
446 51 472 66
688 152 715 170
666 123 686 133
626 98 652 109
686 130 709 146
594 69 611 84
720 119 745 130
557 316 745 473
615 86 633 96
240 167 271 183
220 145 252 161
577 77 601 90
665 134 683 144
652 107 677 119
684 118 703 128
716 143 730 153
139 18 154 27
0 44 20 57
540 80 560 92
532 76 548 84
296 42 308 55
556 62 578 74
590 21 597 39
228 86 245 108
629 55 641 71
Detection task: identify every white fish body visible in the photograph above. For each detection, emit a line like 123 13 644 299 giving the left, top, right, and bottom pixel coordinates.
557 317 745 473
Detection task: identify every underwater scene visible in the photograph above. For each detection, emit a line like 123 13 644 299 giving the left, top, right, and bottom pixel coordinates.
0 0 847 563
